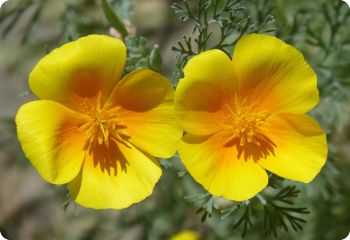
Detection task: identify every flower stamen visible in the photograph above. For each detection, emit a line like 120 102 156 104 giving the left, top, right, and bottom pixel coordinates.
78 92 128 152
224 100 276 161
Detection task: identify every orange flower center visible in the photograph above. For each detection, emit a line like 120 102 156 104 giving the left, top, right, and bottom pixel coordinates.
224 97 276 161
78 93 127 151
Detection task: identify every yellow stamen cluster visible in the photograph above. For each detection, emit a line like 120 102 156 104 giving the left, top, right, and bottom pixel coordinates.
224 96 276 160
78 92 126 151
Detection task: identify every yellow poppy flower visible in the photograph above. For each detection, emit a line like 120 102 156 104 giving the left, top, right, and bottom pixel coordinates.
170 230 200 240
175 34 328 201
16 35 182 209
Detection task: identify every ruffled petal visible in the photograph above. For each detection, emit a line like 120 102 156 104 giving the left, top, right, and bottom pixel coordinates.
29 35 126 111
68 140 161 209
16 100 87 184
175 50 237 135
106 69 182 159
178 132 268 201
232 34 319 114
258 113 327 182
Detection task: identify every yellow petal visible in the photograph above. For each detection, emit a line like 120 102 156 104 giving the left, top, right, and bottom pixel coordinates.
16 100 87 184
178 132 268 201
175 49 237 135
68 139 161 209
29 35 126 111
170 230 200 240
232 34 319 114
258 113 327 182
106 69 182 159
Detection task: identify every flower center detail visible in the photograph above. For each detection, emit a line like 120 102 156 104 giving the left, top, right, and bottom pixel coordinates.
78 93 127 151
224 98 276 161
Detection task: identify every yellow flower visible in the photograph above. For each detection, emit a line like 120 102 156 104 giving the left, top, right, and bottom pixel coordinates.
16 35 182 209
175 34 328 201
170 230 200 240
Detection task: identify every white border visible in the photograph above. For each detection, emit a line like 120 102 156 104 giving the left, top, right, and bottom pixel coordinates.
344 232 350 240
0 0 8 8
0 232 7 240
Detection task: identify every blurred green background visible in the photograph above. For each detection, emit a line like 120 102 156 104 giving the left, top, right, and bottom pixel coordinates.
0 0 350 239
